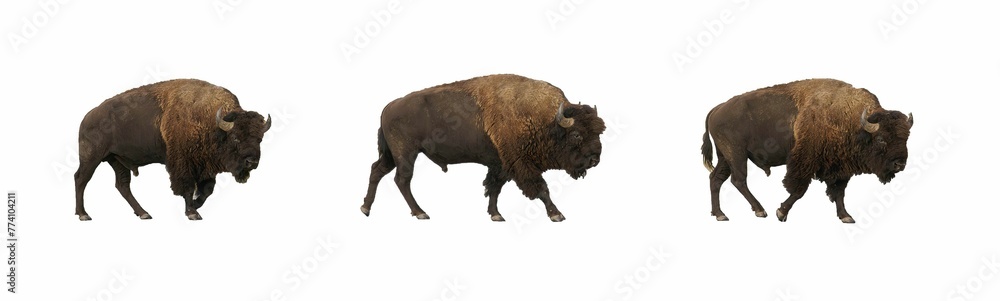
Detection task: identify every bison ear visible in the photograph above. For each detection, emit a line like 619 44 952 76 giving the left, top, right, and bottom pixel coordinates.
569 131 583 143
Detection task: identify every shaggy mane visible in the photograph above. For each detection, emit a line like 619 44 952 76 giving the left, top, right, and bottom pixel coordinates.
154 79 242 183
456 74 568 173
778 79 883 179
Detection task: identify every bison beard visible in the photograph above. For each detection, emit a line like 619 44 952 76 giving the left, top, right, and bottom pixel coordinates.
701 78 913 223
74 79 271 221
360 74 606 222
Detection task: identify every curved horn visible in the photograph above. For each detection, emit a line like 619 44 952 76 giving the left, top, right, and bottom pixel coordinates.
555 102 574 128
263 114 272 133
907 112 913 129
216 108 234 132
860 108 879 133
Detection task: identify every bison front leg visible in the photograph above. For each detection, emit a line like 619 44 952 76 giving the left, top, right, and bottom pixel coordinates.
483 167 509 222
777 176 811 222
514 176 565 222
170 173 203 220
192 178 216 210
538 191 564 222
825 177 854 223
183 192 202 220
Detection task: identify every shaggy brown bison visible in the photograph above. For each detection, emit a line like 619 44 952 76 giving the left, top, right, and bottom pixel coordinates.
361 74 606 221
75 79 271 221
701 78 913 223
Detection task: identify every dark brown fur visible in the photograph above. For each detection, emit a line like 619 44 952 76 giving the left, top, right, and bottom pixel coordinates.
701 78 912 222
74 79 271 221
361 74 606 221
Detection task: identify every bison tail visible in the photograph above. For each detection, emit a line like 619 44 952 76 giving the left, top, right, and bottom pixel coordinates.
701 110 715 173
702 131 714 172
376 127 393 164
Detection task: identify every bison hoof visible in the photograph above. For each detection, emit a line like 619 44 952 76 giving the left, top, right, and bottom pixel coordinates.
549 213 565 222
414 213 430 220
755 210 768 218
491 214 505 222
840 216 856 223
360 206 371 217
715 215 729 221
139 213 152 220
776 208 788 222
78 214 92 221
187 213 203 220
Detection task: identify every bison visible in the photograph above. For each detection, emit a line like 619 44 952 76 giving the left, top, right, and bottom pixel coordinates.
361 74 606 222
74 79 271 221
701 78 913 223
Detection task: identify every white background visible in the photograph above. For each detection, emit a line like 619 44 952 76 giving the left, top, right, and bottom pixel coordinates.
1 0 997 300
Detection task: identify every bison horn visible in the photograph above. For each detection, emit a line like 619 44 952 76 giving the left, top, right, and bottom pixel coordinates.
907 112 913 129
216 108 234 132
263 114 272 133
860 108 879 133
555 102 574 128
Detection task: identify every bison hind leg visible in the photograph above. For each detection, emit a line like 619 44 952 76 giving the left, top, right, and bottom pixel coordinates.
74 145 110 221
730 155 768 218
708 157 731 221
74 158 102 221
361 128 398 217
360 149 397 217
108 159 151 220
714 149 768 219
390 150 428 219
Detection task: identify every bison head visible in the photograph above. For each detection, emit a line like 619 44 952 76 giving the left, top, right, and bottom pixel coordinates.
216 108 272 183
860 108 913 183
552 102 606 179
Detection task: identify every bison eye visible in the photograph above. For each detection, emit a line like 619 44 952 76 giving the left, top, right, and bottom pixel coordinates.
233 138 241 143
874 136 886 145
569 131 583 143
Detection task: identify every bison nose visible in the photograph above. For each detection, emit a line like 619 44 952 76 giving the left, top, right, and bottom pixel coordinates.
893 161 906 172
590 156 600 168
245 157 259 168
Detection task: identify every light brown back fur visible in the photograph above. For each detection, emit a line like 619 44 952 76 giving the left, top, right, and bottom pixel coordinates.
153 79 241 177
456 74 567 171
781 78 883 176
